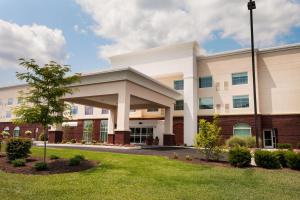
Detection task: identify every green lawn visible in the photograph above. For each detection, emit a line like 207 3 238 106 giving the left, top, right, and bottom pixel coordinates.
0 147 300 200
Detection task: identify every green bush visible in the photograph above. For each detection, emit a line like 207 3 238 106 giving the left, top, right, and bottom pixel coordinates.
6 138 32 161
81 140 86 144
185 155 192 161
92 140 97 144
34 162 48 171
226 136 257 148
50 155 60 160
11 159 26 167
254 150 281 169
69 157 81 166
274 150 288 167
70 139 76 144
39 133 48 141
74 154 85 161
285 151 300 170
228 146 252 168
277 143 292 150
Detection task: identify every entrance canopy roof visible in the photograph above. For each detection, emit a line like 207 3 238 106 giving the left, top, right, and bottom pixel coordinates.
62 67 182 110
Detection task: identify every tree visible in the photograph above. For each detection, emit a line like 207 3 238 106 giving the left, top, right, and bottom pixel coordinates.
13 58 80 162
194 115 222 161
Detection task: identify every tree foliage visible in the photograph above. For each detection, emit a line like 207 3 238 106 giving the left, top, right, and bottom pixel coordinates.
13 58 80 162
194 115 222 161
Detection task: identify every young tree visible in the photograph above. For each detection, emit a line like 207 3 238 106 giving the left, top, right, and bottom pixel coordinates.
13 59 80 162
194 115 222 161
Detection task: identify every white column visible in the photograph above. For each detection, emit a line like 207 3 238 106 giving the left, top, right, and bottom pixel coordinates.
183 53 198 146
108 108 116 134
164 106 174 134
116 89 130 131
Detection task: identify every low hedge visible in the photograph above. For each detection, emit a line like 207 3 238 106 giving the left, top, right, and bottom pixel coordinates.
34 162 48 171
11 159 26 167
285 151 300 170
254 150 281 169
277 143 292 150
228 146 251 168
273 150 288 168
226 136 256 148
6 138 32 161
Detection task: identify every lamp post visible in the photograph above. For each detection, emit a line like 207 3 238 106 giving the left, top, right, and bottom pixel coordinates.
248 0 259 148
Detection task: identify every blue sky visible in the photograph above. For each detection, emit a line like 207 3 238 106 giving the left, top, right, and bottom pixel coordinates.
0 0 300 86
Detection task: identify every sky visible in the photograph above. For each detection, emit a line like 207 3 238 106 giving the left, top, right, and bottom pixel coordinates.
0 0 300 86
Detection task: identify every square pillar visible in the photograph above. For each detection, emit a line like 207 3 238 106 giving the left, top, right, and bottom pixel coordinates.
163 106 175 146
115 87 131 145
108 108 116 144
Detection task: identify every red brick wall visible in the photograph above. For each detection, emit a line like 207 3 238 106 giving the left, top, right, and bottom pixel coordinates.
0 122 43 140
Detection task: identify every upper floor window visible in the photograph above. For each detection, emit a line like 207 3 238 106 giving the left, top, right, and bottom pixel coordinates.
233 123 251 136
85 106 93 115
101 109 109 114
71 105 78 115
174 100 184 111
199 97 213 109
17 97 23 104
232 72 248 85
233 95 249 108
6 111 12 118
199 76 213 88
147 108 159 112
7 98 13 105
173 80 184 90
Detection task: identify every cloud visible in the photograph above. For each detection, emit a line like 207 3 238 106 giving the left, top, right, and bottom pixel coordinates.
0 19 67 70
73 24 87 34
75 0 300 58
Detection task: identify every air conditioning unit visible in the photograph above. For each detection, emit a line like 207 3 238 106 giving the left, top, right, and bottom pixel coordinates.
224 81 229 90
215 82 220 91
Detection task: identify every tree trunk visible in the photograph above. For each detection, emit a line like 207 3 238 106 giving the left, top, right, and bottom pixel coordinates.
43 126 48 163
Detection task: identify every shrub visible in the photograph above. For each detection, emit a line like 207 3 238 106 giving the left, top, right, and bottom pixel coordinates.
25 130 32 136
254 150 281 169
244 136 256 148
61 139 67 144
274 150 288 168
11 159 26 167
185 155 192 161
74 154 85 161
34 162 48 171
1 130 10 138
226 136 246 148
39 133 48 141
6 138 32 161
81 140 86 144
92 140 97 144
195 115 222 161
70 139 76 144
285 151 300 170
173 152 178 159
50 155 60 160
228 146 252 168
69 157 81 166
277 143 292 150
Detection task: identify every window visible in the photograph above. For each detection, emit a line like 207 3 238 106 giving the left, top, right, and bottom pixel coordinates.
7 98 13 105
6 111 11 118
232 72 248 85
83 120 93 143
71 105 78 115
17 97 23 104
199 97 213 109
14 126 20 137
147 108 159 112
233 95 249 108
233 123 251 136
174 80 184 90
100 120 108 142
199 76 213 88
85 106 93 115
174 100 184 110
101 109 109 114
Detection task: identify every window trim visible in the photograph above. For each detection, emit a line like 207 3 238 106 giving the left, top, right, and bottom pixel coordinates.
232 72 248 85
199 97 214 110
233 95 249 108
233 123 252 136
199 76 213 88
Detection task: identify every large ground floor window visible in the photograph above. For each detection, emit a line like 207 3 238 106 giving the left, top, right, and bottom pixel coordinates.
83 120 93 143
233 123 251 136
100 120 108 143
130 127 153 144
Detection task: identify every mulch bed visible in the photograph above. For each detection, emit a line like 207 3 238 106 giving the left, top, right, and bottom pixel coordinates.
0 153 99 175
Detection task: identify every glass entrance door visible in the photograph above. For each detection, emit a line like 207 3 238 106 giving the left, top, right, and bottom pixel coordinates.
100 120 108 143
83 120 93 143
130 127 153 144
263 129 274 148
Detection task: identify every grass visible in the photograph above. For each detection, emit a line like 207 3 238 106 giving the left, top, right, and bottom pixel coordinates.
0 147 300 200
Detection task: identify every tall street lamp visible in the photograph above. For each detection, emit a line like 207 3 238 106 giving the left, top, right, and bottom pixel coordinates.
248 0 260 148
